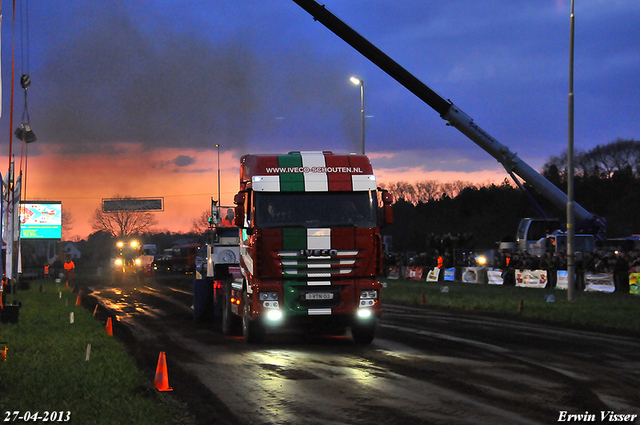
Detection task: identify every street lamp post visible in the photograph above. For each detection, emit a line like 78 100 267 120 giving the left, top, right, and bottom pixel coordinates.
567 0 576 301
216 144 221 204
350 76 365 154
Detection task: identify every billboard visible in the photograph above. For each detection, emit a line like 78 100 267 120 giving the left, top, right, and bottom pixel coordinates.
102 197 164 212
20 202 62 239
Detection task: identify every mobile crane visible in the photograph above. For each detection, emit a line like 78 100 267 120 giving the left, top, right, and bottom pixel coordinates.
291 0 605 250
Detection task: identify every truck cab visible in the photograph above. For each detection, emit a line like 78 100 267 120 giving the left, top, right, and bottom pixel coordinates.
203 151 392 344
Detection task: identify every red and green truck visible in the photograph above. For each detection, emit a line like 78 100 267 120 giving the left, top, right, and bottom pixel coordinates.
201 151 393 343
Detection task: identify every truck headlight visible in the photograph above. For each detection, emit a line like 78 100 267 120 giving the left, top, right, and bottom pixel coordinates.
357 309 372 318
266 310 283 321
114 258 123 266
260 292 280 309
360 290 377 299
359 289 378 308
259 292 278 301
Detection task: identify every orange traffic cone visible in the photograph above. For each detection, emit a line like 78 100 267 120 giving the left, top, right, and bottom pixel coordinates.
65 281 69 290
154 352 173 391
105 317 113 336
76 290 82 306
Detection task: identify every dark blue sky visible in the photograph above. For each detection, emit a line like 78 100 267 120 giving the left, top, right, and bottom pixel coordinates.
1 1 639 237
5 1 639 171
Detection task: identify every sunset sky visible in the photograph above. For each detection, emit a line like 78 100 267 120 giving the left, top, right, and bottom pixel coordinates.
1 1 638 240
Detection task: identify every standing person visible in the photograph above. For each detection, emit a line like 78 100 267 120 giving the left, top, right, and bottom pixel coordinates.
613 251 630 293
502 252 515 286
64 256 76 285
220 209 235 227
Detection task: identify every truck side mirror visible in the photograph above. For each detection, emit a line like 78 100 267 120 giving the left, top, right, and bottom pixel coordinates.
380 190 394 225
233 192 246 228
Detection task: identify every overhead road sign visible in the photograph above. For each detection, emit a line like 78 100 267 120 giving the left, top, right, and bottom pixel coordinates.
102 197 164 212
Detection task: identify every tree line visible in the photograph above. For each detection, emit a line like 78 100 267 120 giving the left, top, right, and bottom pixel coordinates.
84 139 640 255
380 139 640 253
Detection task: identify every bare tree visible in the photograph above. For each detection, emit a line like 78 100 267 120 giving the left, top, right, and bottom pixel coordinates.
543 139 640 180
90 198 158 237
62 208 74 234
191 209 212 234
380 180 478 205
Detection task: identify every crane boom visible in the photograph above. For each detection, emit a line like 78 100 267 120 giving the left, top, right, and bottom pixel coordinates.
291 0 593 224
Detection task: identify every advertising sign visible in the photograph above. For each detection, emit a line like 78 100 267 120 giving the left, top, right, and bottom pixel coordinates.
102 197 164 212
20 202 62 239
515 269 548 288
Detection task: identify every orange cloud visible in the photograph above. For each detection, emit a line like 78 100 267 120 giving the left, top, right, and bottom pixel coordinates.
5 146 240 240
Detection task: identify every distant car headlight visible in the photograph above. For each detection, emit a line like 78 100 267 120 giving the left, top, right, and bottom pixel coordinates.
114 258 123 266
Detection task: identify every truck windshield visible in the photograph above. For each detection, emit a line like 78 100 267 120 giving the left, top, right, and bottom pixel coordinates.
255 191 377 229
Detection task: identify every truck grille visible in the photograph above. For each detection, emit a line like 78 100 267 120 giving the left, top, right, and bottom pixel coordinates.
277 250 358 277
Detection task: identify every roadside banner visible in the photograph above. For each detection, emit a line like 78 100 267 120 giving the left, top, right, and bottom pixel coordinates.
585 273 614 292
406 267 424 281
557 270 568 289
516 269 547 288
630 273 640 295
461 267 486 284
443 268 455 281
487 269 503 285
557 271 614 292
426 268 439 282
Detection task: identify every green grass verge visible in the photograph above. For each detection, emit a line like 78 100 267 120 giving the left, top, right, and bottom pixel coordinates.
381 278 640 333
0 280 175 425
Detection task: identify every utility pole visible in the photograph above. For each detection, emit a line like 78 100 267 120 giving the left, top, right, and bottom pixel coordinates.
216 144 221 204
567 0 576 301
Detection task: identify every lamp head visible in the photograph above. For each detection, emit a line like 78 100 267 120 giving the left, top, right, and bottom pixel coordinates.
14 123 37 143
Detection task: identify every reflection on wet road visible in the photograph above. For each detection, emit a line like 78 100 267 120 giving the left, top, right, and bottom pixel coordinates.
89 277 640 425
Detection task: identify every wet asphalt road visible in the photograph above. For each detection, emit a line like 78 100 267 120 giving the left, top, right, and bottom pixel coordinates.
86 274 640 425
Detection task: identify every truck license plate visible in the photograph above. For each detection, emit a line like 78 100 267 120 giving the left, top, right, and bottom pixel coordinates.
305 293 333 300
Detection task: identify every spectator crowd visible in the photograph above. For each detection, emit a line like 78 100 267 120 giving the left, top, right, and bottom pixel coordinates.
385 233 638 293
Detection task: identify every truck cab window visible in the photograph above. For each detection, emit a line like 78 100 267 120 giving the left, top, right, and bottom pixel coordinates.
254 191 376 229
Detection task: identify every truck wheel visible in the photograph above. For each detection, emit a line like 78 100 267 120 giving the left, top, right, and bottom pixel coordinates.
221 284 238 335
351 319 377 344
242 288 265 344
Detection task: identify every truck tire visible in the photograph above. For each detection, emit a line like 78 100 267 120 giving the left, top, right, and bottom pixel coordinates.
351 319 377 344
221 284 238 335
242 287 265 344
